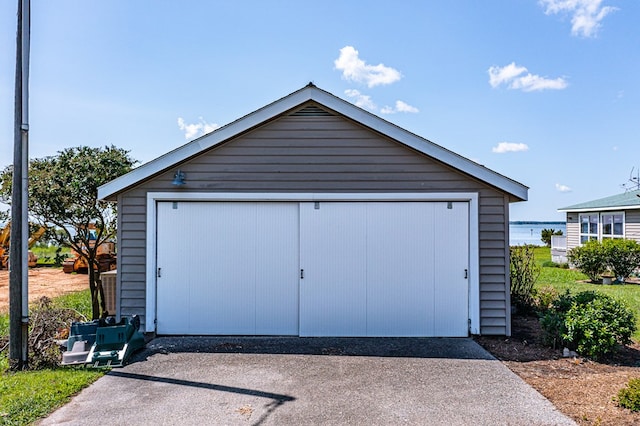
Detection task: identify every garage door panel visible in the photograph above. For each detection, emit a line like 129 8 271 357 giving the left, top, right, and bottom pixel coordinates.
366 203 436 336
190 203 256 334
433 202 469 337
156 202 194 334
299 203 368 336
254 203 299 335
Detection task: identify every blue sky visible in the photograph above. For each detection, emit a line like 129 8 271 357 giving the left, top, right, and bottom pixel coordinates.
1 0 638 221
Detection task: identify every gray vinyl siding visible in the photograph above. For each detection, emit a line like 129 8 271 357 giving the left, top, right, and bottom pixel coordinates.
625 210 640 242
565 213 580 251
565 210 640 252
118 113 512 335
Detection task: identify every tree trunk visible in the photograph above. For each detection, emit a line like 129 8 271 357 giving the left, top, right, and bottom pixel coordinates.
88 254 102 319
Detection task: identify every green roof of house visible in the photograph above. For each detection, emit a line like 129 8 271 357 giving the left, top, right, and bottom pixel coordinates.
559 189 640 212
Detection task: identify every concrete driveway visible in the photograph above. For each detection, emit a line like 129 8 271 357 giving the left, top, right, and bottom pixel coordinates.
40 337 575 425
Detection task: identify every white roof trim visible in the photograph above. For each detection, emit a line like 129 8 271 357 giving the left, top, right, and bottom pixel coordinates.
559 205 640 213
98 85 528 201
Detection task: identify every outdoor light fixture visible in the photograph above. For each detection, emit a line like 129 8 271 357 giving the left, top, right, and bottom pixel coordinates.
172 170 186 186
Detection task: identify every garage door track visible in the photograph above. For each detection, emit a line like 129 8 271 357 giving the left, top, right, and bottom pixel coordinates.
40 337 575 425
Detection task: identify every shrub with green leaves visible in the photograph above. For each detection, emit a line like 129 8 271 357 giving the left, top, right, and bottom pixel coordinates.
540 291 636 359
602 238 640 282
510 245 541 309
616 378 640 412
567 240 607 282
540 290 574 348
532 285 560 312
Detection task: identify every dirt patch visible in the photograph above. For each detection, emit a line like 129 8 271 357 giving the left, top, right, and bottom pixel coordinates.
476 315 640 426
0 268 88 313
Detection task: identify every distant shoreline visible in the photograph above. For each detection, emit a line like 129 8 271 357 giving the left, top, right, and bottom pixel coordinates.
509 221 565 225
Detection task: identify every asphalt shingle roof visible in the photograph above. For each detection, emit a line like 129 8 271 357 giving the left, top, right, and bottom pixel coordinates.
559 189 640 211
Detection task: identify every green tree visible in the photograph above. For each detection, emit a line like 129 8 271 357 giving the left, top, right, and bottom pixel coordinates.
0 146 137 319
540 228 563 247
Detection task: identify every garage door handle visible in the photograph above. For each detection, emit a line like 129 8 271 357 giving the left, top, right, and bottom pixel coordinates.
300 269 304 279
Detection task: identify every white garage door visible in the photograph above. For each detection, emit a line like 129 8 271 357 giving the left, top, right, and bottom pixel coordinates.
299 202 469 337
156 202 299 335
155 201 469 336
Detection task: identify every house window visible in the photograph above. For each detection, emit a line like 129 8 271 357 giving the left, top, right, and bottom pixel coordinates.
579 212 625 244
602 213 624 239
579 214 599 244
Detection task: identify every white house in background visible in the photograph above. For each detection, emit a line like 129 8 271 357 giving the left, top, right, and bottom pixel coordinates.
98 84 528 338
558 189 640 253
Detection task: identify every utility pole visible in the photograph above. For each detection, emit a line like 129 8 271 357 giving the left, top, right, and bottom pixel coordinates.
9 0 30 370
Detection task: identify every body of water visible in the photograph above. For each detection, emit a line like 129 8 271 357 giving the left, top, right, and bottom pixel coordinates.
509 222 566 246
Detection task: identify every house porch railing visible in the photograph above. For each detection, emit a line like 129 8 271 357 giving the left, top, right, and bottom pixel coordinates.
551 235 567 263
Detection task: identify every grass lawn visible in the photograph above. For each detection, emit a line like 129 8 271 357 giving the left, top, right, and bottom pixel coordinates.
533 246 640 341
0 290 105 425
30 245 71 266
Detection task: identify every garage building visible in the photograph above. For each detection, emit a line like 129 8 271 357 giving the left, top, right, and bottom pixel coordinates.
98 84 528 337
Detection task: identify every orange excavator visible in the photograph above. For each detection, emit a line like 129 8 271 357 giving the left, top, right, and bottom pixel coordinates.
62 224 117 274
0 222 46 269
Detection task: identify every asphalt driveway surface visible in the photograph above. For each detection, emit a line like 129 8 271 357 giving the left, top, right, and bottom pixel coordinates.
40 337 575 425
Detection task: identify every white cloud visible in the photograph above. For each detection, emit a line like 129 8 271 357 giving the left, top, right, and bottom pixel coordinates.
381 100 419 114
395 100 419 113
492 142 529 153
177 117 219 140
335 46 402 88
539 0 617 37
555 183 572 192
488 62 528 88
488 62 568 92
344 89 377 110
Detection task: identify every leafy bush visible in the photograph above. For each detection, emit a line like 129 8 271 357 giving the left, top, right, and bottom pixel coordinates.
568 240 607 282
540 291 636 359
564 293 636 359
532 285 560 312
541 228 563 247
602 238 640 282
510 245 541 309
617 378 640 412
540 290 574 348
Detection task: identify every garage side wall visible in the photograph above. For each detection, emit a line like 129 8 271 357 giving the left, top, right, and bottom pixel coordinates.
118 113 511 335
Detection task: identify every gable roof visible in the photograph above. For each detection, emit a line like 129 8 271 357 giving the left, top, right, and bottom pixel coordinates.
559 189 640 212
98 84 528 201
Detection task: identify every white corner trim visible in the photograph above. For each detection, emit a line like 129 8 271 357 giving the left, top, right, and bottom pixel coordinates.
467 196 480 335
145 191 481 335
145 195 158 333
